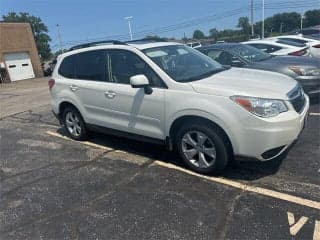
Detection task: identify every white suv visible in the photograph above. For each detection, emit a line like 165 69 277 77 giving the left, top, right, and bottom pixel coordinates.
50 40 309 174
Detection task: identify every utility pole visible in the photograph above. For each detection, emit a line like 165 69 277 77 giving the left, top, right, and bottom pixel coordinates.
124 16 133 40
251 0 254 36
56 24 63 52
262 0 265 39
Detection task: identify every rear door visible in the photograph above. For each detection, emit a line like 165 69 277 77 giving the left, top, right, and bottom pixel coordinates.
101 49 166 140
57 50 110 126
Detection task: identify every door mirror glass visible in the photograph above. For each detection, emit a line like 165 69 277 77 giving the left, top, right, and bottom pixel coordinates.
130 75 153 94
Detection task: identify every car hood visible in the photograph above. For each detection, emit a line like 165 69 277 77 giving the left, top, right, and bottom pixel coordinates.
189 68 297 100
260 55 320 68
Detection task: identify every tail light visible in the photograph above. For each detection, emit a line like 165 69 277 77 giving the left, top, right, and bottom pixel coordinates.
289 48 308 56
48 79 55 90
312 44 320 49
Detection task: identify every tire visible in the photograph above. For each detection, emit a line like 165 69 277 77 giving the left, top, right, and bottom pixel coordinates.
176 121 231 174
62 106 88 141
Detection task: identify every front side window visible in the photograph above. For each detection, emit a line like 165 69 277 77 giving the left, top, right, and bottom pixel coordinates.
108 49 165 88
231 44 272 62
248 43 282 53
143 45 224 82
206 50 236 65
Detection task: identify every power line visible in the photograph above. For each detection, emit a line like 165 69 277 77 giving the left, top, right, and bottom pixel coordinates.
51 0 319 49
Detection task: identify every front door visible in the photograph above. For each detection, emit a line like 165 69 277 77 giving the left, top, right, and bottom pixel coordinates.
102 49 166 140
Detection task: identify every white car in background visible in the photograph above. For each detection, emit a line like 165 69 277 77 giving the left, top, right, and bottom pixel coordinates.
268 35 320 58
243 39 310 57
186 41 202 48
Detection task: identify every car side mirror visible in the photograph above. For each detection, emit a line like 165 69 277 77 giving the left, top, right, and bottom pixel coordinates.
130 75 153 95
231 59 244 67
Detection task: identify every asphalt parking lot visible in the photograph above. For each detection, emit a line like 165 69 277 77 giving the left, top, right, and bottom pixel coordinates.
0 79 319 239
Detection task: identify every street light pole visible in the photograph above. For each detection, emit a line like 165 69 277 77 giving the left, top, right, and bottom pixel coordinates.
56 24 63 52
124 16 133 40
262 0 265 39
300 12 305 30
251 0 254 36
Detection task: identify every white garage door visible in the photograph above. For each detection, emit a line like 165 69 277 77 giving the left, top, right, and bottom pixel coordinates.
4 52 35 81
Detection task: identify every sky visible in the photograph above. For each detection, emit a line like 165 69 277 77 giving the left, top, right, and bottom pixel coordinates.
0 0 318 51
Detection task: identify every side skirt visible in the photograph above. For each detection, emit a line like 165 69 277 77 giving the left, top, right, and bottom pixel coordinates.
86 124 168 147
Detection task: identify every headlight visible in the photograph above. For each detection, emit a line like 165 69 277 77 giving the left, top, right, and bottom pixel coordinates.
231 96 288 118
289 66 320 76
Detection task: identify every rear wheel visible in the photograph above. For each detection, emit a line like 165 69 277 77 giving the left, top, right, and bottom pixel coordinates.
176 122 230 174
63 106 88 140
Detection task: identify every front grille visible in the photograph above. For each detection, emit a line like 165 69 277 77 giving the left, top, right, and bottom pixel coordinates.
287 85 306 113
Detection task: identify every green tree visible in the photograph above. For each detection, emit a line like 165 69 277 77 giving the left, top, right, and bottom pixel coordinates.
304 9 320 27
2 12 52 61
193 30 205 39
237 17 250 34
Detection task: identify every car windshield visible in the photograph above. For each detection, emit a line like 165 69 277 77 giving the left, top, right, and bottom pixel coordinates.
231 44 272 62
143 45 224 82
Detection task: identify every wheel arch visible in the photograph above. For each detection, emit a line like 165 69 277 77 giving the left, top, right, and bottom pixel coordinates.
58 100 86 122
169 115 234 155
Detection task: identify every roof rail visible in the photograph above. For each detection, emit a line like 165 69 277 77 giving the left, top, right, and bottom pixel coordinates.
126 37 168 44
69 40 126 51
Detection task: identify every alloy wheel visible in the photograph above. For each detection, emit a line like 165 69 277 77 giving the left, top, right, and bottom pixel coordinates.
65 112 81 137
181 131 217 168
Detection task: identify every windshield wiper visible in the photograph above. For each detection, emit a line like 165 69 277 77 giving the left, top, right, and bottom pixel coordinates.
179 68 226 82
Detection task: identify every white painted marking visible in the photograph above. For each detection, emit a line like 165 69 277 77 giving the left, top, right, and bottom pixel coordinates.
314 220 320 240
287 212 308 236
310 113 320 116
46 130 320 211
46 131 113 151
153 161 320 210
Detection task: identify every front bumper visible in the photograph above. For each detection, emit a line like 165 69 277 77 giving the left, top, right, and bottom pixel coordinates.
296 76 320 96
233 95 310 161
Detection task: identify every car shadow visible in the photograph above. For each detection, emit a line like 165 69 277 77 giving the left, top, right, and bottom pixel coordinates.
56 127 284 181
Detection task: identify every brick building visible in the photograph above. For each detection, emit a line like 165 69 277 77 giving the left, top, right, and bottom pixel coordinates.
0 22 43 83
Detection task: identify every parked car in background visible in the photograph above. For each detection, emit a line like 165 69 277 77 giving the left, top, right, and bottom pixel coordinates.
291 26 320 39
50 40 309 174
267 35 320 58
243 39 310 56
199 43 320 97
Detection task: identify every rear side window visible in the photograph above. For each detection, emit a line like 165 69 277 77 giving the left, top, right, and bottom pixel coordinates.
58 50 108 82
75 50 107 81
279 38 308 44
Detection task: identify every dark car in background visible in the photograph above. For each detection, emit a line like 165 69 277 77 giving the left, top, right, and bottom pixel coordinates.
198 43 320 97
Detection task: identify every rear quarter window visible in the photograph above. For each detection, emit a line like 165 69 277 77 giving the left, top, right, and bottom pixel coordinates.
58 55 76 78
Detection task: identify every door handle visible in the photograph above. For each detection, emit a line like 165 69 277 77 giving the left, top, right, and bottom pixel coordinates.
105 90 116 99
69 85 78 92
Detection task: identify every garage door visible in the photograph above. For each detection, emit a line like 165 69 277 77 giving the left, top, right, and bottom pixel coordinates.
4 52 35 81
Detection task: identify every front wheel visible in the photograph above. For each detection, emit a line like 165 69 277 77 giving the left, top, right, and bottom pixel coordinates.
63 106 88 141
176 123 231 174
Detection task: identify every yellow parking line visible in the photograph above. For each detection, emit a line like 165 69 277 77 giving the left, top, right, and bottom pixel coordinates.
46 131 113 151
46 130 320 211
310 113 320 116
154 161 320 210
